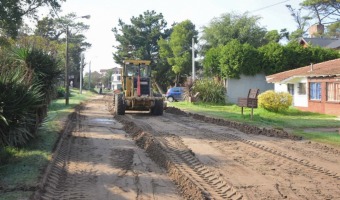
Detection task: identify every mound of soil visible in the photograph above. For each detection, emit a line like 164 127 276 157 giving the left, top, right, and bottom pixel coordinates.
165 106 302 140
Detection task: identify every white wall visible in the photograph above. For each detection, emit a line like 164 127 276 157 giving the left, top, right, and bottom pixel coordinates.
293 78 308 107
274 77 308 107
111 74 121 90
226 73 274 103
274 83 288 92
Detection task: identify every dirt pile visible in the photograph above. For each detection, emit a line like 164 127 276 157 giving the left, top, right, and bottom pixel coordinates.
166 106 302 140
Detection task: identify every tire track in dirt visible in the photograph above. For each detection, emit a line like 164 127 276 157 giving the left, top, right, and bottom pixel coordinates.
161 135 243 199
132 112 340 199
35 97 181 200
32 109 78 200
117 115 245 200
198 126 340 180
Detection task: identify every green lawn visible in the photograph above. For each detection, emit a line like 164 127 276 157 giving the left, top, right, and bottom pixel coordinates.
168 101 340 146
0 89 96 200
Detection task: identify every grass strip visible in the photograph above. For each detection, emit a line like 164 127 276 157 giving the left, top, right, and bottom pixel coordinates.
168 101 340 146
0 89 95 200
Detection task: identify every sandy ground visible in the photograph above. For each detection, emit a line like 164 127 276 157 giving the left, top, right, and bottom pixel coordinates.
136 111 340 199
36 96 181 200
36 95 340 200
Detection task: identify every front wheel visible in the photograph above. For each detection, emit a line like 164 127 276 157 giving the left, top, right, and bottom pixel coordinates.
115 93 125 115
151 100 164 115
167 96 174 102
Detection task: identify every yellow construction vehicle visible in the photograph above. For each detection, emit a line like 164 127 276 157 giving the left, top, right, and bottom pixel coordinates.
113 60 164 115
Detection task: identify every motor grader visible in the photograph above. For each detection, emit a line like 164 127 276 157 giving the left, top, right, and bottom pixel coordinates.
113 60 164 115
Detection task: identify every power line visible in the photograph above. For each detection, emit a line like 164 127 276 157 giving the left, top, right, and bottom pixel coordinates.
250 0 291 13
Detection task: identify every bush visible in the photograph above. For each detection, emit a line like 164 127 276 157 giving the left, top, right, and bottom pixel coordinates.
192 78 226 104
258 90 292 112
57 87 66 98
0 68 44 146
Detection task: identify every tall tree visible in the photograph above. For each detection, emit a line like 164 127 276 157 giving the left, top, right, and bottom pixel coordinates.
201 12 267 53
112 10 170 65
158 20 198 85
35 17 63 40
325 21 340 37
0 0 65 38
301 0 340 24
286 4 312 40
34 13 91 87
112 10 173 91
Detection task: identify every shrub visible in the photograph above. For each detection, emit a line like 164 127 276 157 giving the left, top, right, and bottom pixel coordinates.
192 78 226 104
258 90 292 112
57 87 66 98
0 67 44 146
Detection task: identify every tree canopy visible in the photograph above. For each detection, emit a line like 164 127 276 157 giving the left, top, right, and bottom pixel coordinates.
112 10 171 65
286 0 340 39
203 40 339 78
301 0 340 24
0 0 65 38
112 10 177 90
158 20 198 84
34 13 91 87
201 12 268 53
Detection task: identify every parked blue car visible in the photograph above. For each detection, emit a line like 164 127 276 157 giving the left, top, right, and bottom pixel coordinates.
165 87 184 102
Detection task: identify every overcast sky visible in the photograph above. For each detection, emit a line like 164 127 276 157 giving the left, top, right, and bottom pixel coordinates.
55 0 304 72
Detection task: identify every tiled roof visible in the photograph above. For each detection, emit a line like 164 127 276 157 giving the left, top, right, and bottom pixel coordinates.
326 39 340 48
300 38 340 48
266 58 340 83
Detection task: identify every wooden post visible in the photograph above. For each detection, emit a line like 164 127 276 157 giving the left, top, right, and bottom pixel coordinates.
241 107 244 116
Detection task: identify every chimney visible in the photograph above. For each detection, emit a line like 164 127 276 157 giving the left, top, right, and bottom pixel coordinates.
309 24 324 37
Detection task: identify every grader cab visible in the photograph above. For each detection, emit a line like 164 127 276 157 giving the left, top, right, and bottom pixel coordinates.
113 60 164 115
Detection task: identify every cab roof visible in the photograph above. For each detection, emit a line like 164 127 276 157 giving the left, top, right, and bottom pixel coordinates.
124 60 151 65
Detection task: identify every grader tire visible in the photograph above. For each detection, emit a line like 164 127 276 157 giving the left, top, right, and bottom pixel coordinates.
151 99 164 116
115 94 125 115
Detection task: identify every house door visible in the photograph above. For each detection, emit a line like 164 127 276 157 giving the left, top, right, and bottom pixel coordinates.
287 84 294 105
287 84 294 95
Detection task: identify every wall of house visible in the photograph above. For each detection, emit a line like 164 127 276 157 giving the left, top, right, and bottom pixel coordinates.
274 77 308 107
226 73 274 103
111 68 122 90
299 77 340 116
274 83 287 92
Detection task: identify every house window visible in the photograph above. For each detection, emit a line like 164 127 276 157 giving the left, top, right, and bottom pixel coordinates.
309 82 321 100
287 84 294 95
327 82 340 102
117 76 121 81
298 83 306 95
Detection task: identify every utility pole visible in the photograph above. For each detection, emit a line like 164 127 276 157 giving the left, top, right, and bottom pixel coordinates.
80 53 84 94
63 15 90 105
192 37 195 81
65 26 69 105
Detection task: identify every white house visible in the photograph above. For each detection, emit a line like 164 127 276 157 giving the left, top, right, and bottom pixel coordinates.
266 59 340 116
111 67 122 90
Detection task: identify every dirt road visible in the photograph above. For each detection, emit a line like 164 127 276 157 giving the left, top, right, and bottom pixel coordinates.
35 96 181 200
35 95 340 199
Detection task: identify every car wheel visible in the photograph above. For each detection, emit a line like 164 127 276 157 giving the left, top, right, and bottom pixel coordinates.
167 96 174 102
